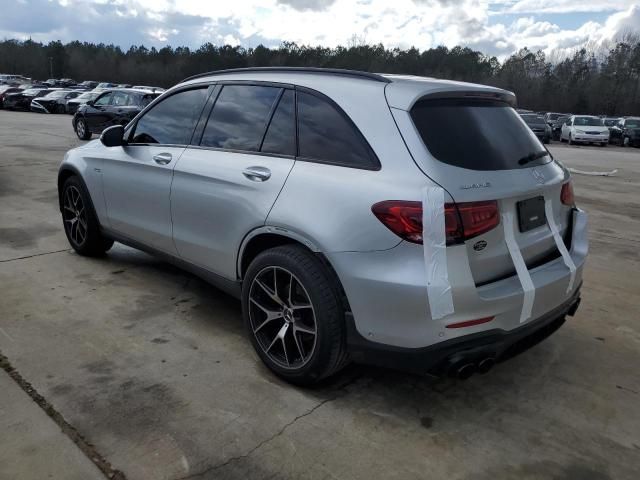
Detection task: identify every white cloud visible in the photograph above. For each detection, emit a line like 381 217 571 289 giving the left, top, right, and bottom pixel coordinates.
1 0 639 60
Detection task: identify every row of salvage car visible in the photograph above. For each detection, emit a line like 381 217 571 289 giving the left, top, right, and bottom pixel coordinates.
518 109 640 148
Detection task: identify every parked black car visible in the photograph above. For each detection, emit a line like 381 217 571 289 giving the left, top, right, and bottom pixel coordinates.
0 85 23 108
544 112 569 127
31 90 82 114
3 88 55 110
66 91 102 115
551 115 570 140
609 117 640 147
72 89 160 139
520 113 551 143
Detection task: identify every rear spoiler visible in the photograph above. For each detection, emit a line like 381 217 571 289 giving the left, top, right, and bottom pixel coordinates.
413 90 517 108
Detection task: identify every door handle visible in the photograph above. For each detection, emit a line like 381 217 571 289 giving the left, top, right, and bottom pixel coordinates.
153 153 172 165
243 166 271 182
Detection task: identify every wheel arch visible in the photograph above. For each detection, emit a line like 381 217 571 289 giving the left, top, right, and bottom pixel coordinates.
238 228 351 313
57 166 100 225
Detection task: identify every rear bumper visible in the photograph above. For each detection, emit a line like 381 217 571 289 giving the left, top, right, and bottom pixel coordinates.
329 208 588 351
346 286 581 375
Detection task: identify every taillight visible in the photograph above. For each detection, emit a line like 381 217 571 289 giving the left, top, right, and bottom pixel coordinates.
371 200 499 245
561 182 575 206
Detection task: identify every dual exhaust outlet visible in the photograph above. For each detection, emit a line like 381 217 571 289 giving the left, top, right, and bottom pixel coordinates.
448 356 496 380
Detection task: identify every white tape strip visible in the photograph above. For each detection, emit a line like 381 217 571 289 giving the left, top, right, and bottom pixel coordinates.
422 186 454 320
545 198 576 293
502 212 535 323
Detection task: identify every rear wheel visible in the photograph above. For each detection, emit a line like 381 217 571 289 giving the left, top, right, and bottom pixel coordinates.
242 245 348 385
61 176 113 256
75 117 91 140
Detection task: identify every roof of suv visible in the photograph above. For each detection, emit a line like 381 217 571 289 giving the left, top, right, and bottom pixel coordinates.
180 67 516 110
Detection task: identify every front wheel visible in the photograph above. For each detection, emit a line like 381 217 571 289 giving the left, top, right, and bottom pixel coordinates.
61 176 113 256
75 117 91 140
242 245 348 385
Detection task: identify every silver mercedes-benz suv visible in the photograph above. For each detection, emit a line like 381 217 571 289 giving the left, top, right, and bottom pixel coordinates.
58 67 588 385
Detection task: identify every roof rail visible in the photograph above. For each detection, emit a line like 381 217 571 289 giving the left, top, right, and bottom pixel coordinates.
181 67 391 84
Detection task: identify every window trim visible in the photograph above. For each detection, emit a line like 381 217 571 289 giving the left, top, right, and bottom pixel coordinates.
125 84 214 147
294 86 381 171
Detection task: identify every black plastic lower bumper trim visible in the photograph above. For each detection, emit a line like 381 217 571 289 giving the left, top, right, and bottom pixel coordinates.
345 286 582 376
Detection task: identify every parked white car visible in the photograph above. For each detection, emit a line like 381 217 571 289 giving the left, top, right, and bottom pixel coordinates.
560 115 609 146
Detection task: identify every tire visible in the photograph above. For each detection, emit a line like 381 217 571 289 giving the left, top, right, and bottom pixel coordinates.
61 176 113 256
622 136 629 147
75 117 91 140
56 104 65 114
568 134 573 145
242 245 349 385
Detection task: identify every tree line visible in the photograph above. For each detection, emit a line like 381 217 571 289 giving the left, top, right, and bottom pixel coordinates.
1 38 639 115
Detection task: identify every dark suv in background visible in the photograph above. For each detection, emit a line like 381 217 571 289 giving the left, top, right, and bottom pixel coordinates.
609 117 640 147
520 113 551 143
72 88 160 139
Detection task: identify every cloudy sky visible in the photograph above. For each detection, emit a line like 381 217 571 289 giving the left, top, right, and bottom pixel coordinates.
2 0 639 57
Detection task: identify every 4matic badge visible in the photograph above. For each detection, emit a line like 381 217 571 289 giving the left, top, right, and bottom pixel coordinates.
460 182 491 190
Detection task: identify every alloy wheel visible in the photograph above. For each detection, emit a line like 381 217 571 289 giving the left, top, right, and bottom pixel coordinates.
63 185 88 246
248 266 317 370
77 120 85 138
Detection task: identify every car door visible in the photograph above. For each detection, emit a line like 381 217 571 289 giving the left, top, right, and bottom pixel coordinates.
171 84 297 279
85 92 114 132
106 91 137 128
101 86 212 254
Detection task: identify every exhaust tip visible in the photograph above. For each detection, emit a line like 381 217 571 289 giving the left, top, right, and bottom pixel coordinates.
456 363 477 380
477 357 496 374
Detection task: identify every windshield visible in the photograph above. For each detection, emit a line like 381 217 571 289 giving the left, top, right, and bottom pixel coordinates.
44 91 67 99
574 116 603 127
522 115 545 125
547 113 562 120
604 119 619 126
22 89 42 95
625 119 640 128
76 92 98 100
411 98 550 171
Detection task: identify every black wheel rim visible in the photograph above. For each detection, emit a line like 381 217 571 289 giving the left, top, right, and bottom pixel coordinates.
248 266 317 370
63 185 88 246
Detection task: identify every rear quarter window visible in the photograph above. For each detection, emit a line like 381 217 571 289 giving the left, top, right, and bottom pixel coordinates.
296 91 378 169
410 98 550 171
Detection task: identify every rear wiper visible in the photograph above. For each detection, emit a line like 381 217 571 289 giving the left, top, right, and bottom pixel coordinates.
518 150 549 165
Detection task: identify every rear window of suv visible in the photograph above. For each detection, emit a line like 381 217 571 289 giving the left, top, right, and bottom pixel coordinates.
410 98 551 171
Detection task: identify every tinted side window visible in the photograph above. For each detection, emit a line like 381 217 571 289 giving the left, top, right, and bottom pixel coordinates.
201 85 281 151
94 93 112 106
130 88 208 145
260 90 296 156
111 92 129 106
297 91 374 168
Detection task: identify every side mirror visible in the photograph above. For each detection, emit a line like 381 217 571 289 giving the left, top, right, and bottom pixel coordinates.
86 100 94 106
100 125 125 147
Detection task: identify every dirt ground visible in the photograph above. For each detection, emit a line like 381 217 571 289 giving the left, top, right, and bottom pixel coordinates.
1 110 639 480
